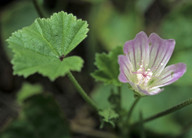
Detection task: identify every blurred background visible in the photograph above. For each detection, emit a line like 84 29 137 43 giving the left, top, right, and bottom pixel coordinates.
0 0 192 137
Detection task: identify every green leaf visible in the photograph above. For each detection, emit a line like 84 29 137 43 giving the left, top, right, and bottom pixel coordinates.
99 108 119 127
24 95 70 138
92 85 120 127
1 95 70 138
91 47 123 86
7 11 89 80
16 83 43 105
92 84 184 134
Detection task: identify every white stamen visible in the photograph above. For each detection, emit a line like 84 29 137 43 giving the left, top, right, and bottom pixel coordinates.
135 66 153 86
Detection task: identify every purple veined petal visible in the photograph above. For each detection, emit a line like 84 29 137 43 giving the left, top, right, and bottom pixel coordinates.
118 55 134 83
137 86 151 95
137 85 163 95
148 33 175 76
149 63 186 88
148 87 164 95
118 31 186 96
123 31 149 71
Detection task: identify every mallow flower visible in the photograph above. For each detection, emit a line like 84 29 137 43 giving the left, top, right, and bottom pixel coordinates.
118 31 186 96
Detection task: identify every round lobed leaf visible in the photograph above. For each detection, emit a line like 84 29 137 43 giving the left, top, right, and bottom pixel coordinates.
7 11 89 80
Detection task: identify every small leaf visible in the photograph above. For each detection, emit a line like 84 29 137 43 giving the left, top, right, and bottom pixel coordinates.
99 108 119 127
17 83 43 105
7 11 89 80
91 47 123 86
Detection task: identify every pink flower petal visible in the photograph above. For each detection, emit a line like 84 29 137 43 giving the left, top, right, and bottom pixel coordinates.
123 31 149 71
137 85 163 95
148 33 175 76
150 63 186 88
118 55 133 83
118 31 186 96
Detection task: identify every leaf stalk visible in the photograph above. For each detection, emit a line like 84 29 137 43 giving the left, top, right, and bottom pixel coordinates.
67 72 98 111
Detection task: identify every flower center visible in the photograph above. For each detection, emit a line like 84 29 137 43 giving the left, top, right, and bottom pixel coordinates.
133 65 153 86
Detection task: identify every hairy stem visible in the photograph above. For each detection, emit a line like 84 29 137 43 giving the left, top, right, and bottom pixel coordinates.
32 0 44 18
132 98 192 127
67 72 98 111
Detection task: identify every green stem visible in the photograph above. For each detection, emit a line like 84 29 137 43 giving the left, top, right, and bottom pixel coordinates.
121 97 140 137
139 111 146 138
67 72 98 111
32 0 44 18
118 86 121 109
132 98 192 127
127 96 141 123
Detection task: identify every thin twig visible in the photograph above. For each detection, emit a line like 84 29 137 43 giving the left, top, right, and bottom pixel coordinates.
132 98 192 127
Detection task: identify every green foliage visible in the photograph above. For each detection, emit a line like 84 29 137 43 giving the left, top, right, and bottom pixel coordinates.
91 47 123 86
91 1 144 50
24 95 70 138
1 1 38 58
99 108 119 127
1 94 70 138
91 85 112 109
17 83 43 105
92 84 187 134
1 83 70 138
160 4 192 51
108 90 121 111
7 11 89 80
121 85 184 134
92 85 120 127
136 0 155 13
160 4 192 87
0 120 35 138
